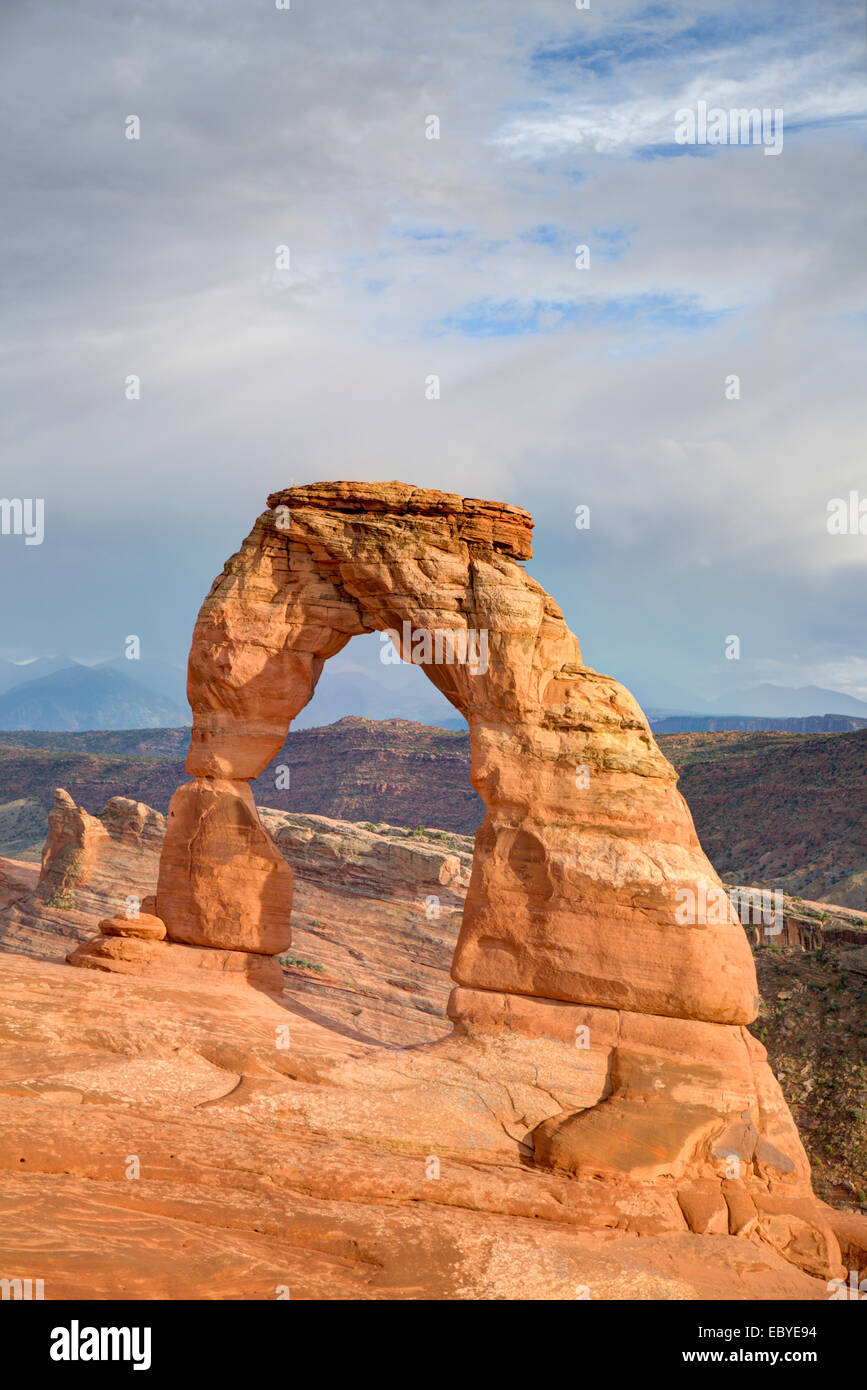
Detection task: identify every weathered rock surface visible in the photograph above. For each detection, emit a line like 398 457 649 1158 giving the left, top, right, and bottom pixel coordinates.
40 787 164 916
6 790 863 1194
1 793 865 1295
98 912 167 940
67 934 283 993
0 790 165 965
260 810 469 1042
0 952 861 1300
732 886 867 951
156 779 293 954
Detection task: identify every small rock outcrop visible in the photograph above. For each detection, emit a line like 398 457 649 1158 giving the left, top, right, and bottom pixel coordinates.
40 788 164 919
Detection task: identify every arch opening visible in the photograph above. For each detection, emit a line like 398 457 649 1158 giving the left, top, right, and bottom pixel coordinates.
242 630 484 1045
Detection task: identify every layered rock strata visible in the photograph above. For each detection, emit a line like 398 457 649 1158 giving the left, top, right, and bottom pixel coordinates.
12 789 467 1039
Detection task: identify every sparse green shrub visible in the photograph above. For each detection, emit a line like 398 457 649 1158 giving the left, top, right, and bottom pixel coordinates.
44 889 77 910
279 955 325 973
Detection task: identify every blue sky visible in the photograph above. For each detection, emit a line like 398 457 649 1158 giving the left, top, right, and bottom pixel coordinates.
0 0 865 711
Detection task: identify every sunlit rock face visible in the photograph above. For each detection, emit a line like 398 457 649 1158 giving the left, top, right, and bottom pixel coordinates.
159 481 755 1019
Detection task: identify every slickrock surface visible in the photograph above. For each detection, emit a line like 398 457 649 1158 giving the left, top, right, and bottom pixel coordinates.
0 952 858 1301
1 794 865 1295
260 810 470 1044
98 912 167 940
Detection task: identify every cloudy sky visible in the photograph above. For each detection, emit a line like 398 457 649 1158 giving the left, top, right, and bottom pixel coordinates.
1 0 865 712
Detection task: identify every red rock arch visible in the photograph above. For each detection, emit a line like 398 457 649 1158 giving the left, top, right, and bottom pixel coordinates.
156 481 755 1026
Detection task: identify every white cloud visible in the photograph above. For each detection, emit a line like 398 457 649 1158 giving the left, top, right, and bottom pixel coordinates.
0 0 864 707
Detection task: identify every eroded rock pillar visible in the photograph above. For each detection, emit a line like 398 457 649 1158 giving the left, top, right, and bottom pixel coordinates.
156 508 368 956
156 779 293 953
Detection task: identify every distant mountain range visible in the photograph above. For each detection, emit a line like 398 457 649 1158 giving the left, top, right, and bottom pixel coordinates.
649 713 867 734
1 646 865 734
0 641 461 732
0 662 189 731
0 655 80 691
644 684 867 733
700 684 867 718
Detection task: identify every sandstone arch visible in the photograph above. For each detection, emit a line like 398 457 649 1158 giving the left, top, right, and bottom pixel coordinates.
156 480 756 1026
